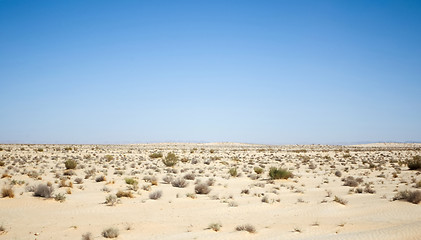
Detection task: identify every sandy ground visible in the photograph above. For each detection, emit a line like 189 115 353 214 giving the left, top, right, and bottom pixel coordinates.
1 143 421 240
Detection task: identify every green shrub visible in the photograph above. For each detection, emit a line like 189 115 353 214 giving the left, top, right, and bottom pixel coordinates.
162 152 178 167
407 155 421 170
229 168 238 177
269 167 292 180
254 167 263 174
125 178 137 185
64 159 77 170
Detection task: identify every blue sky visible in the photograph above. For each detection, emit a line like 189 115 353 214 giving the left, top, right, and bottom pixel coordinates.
1 0 420 144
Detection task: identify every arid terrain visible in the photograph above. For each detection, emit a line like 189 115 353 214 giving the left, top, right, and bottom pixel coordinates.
1 143 421 240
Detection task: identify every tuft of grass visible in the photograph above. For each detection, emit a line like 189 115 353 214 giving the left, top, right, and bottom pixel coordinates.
149 190 162 200
269 167 292 180
407 155 421 170
208 223 222 232
334 195 348 205
195 183 211 194
1 186 14 198
64 159 77 170
393 190 421 204
102 227 119 238
34 184 54 198
235 224 256 233
162 152 179 167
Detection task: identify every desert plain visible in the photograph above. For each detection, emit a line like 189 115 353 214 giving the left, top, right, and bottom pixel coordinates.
0 142 421 240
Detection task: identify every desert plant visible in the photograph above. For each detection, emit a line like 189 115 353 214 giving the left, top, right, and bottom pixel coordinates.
149 190 162 200
235 224 256 233
125 178 137 185
74 177 83 184
163 175 173 184
162 152 178 167
102 227 119 238
208 223 222 232
64 159 77 169
1 186 14 198
149 152 163 159
335 170 342 177
254 167 264 174
393 190 421 204
269 167 292 180
54 193 66 202
95 175 106 182
229 168 238 177
183 173 196 180
0 161 4 166
171 178 188 188
334 195 348 205
343 176 359 187
104 155 114 161
195 183 211 194
81 232 93 240
34 184 54 198
105 194 118 206
407 156 421 170
116 190 134 198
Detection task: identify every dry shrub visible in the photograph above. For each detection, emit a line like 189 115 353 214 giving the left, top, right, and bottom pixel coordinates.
172 178 188 188
102 227 119 238
393 190 421 204
235 224 256 233
116 190 134 198
1 186 14 198
34 184 54 198
195 183 211 194
149 190 162 200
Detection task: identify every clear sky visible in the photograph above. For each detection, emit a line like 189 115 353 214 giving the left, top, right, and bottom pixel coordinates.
1 0 420 145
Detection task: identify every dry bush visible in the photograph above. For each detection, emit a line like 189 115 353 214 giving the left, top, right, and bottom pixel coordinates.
208 223 222 232
407 156 421 170
254 167 264 174
343 176 359 187
54 193 66 202
105 194 118 206
74 177 83 184
163 175 173 184
171 178 188 188
393 190 421 204
81 232 93 240
102 227 119 238
195 183 211 194
235 224 256 233
1 186 14 198
34 184 54 198
149 190 162 200
95 175 106 182
334 195 348 205
116 190 134 198
183 173 195 180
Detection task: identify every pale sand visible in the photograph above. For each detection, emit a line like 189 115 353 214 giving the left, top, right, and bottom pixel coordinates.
1 143 421 239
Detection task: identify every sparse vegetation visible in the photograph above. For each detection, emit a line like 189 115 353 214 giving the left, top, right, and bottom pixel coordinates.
235 224 256 233
171 178 188 188
208 222 222 232
195 183 211 194
407 155 421 170
1 186 14 198
162 152 178 167
102 227 119 238
64 159 77 170
269 167 292 180
34 183 54 198
149 152 163 159
393 190 421 204
149 190 162 200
